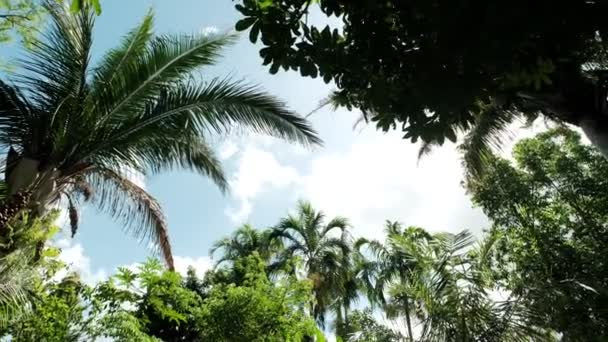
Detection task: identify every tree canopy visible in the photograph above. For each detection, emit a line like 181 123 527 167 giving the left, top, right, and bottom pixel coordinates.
468 128 608 340
233 0 608 171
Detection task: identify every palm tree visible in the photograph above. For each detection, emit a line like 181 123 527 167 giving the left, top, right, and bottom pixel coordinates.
0 2 320 269
331 251 361 341
270 200 350 327
209 224 280 267
355 221 435 342
412 231 552 341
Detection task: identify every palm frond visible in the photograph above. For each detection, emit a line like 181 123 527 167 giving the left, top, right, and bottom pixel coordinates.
0 267 32 328
89 10 154 98
209 237 230 257
321 216 350 236
93 32 236 123
459 101 518 179
85 167 174 270
134 133 228 192
271 229 307 256
86 79 320 175
417 139 441 162
19 0 93 114
0 82 33 149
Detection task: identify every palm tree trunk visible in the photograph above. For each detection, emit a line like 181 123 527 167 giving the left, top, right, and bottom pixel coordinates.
343 303 349 332
335 305 345 341
4 156 60 260
404 298 414 342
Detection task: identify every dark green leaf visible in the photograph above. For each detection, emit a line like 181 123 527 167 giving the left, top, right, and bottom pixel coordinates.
235 17 256 31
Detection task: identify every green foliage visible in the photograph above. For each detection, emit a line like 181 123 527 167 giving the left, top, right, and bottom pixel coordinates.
69 0 101 15
0 0 101 69
1 256 319 341
269 200 351 326
234 0 608 173
0 1 319 269
199 255 319 341
0 0 43 48
4 188 601 341
0 211 62 329
210 224 281 268
8 273 92 341
344 309 402 342
468 128 608 340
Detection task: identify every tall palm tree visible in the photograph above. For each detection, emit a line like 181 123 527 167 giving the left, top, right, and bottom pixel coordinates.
270 200 350 327
355 221 435 342
0 2 320 269
209 224 280 267
331 251 361 341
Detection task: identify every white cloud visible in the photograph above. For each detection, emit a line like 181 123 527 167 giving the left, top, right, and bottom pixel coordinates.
222 117 594 240
54 206 70 229
298 132 488 239
173 255 213 277
201 26 219 36
224 128 488 239
225 146 300 223
55 238 108 285
219 140 239 160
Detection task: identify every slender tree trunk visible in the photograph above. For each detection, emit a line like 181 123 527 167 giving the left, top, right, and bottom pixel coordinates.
343 303 349 332
404 298 414 342
335 305 345 341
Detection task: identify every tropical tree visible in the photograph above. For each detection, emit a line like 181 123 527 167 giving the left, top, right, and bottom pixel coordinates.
99 257 321 342
331 252 360 341
6 273 92 342
0 211 62 329
344 309 403 342
0 0 44 49
0 0 102 69
0 1 319 269
355 222 436 341
269 200 350 326
409 231 550 341
210 224 280 266
233 0 608 176
467 127 608 340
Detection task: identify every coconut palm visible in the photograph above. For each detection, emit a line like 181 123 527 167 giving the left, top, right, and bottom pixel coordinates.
269 200 350 327
0 2 320 269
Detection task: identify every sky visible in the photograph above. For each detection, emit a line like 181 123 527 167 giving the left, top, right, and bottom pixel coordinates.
54 0 501 283
3 0 535 286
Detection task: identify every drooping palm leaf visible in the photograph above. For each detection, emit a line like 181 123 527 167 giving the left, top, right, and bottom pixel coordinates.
85 168 173 269
459 101 518 179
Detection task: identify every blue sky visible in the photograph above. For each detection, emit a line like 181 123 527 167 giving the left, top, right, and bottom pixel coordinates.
3 0 499 282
